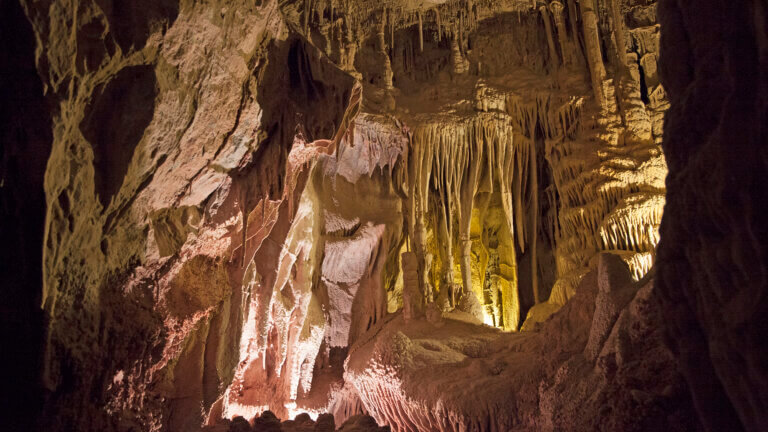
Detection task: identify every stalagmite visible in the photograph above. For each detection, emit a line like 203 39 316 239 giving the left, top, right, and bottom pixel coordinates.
579 0 607 105
401 251 423 321
437 193 455 303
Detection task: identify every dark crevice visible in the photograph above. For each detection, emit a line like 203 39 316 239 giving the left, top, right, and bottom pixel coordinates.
0 0 53 429
80 65 158 209
638 63 650 104
94 0 180 52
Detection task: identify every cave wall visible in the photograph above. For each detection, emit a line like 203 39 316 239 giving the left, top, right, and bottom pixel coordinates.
220 114 407 423
656 0 768 431
0 0 52 428
9 0 752 430
17 0 356 429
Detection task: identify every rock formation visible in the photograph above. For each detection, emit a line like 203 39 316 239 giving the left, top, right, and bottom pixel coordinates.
1 0 765 431
655 0 768 430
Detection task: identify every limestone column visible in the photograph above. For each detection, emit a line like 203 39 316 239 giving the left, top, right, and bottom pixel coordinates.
567 0 580 42
319 22 331 56
450 30 467 74
401 252 424 322
549 1 573 66
343 25 361 79
529 138 539 304
413 189 428 299
418 11 424 52
458 146 482 298
459 235 473 296
608 0 628 71
579 0 607 106
450 32 461 73
438 199 455 306
377 11 394 89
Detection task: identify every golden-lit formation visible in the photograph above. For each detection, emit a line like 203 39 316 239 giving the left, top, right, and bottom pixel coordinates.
390 79 666 331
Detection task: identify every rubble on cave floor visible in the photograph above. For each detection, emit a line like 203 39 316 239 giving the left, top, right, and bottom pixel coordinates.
342 255 697 432
203 411 390 432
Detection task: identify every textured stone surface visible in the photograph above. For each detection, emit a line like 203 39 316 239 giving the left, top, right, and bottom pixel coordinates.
345 271 698 431
656 0 768 431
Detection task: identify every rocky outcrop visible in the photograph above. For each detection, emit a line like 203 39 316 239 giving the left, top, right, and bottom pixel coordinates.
345 260 698 431
18 0 359 429
655 0 768 431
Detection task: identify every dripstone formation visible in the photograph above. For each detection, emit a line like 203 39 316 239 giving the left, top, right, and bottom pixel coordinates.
1 0 765 431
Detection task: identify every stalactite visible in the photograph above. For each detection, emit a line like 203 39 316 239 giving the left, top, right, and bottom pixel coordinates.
609 0 628 71
344 24 358 73
435 9 441 41
378 10 394 89
528 132 539 304
539 5 560 76
514 138 526 251
549 1 572 66
567 0 580 42
330 0 334 43
458 135 483 297
390 8 395 58
418 11 424 52
579 0 607 106
467 0 474 31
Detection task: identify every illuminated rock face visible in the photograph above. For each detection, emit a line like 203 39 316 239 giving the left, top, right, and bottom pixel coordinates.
8 0 761 430
345 260 699 432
